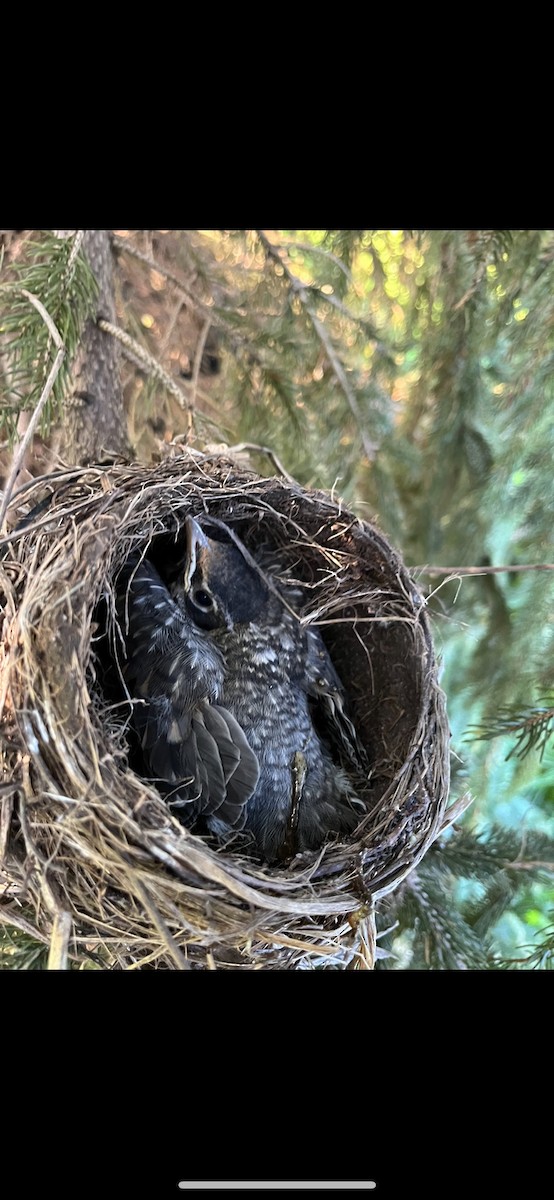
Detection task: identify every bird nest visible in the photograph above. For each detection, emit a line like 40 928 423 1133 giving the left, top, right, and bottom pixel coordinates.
0 451 451 969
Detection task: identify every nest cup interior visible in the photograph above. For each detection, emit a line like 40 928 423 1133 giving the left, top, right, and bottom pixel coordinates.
1 454 451 968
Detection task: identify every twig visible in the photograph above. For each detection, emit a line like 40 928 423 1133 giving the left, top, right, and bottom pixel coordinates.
252 929 341 956
412 563 554 575
225 442 297 484
111 232 268 374
278 239 354 283
348 904 377 970
256 230 380 462
111 234 202 308
64 230 86 279
47 910 72 970
132 876 192 970
0 290 65 533
159 295 185 357
438 792 474 834
309 308 380 462
189 316 212 412
507 859 554 872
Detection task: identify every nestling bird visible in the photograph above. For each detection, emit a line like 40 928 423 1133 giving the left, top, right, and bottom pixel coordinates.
116 517 366 862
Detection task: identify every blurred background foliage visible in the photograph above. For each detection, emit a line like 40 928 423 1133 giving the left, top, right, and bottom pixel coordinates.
1 228 553 968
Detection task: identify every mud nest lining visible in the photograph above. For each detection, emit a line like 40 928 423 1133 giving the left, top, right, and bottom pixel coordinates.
0 451 451 969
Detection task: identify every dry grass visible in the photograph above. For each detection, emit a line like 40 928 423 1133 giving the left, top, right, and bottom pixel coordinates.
0 450 452 969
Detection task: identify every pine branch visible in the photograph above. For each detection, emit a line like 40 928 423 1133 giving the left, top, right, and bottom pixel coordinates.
377 823 554 969
430 825 554 879
280 239 355 282
109 229 268 374
0 913 103 970
466 704 554 760
0 291 65 532
111 234 209 313
499 920 554 970
0 232 97 438
459 874 517 939
111 232 258 359
0 918 50 970
256 230 380 463
400 870 490 969
451 232 515 311
97 317 193 413
96 318 220 437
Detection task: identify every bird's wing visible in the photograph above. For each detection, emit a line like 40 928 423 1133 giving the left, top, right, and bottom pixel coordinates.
303 626 369 776
115 557 259 828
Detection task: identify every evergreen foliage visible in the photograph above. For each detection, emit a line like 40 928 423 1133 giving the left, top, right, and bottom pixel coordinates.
0 926 49 971
468 702 554 760
376 823 554 970
0 232 97 441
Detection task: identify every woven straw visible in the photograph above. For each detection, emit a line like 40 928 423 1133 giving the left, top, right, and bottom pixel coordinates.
0 451 451 969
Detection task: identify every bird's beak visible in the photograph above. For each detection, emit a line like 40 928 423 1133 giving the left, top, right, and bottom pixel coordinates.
183 516 210 593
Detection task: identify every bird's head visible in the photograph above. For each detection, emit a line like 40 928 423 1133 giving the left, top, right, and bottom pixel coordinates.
182 517 270 631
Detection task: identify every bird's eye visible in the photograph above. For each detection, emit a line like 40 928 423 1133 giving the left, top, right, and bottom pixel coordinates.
192 588 214 610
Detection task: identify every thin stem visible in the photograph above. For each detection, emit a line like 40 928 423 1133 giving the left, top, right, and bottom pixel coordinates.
225 441 297 483
189 316 212 412
412 563 554 575
133 877 192 970
47 910 72 970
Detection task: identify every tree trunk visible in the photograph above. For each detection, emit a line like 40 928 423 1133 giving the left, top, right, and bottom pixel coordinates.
53 230 132 464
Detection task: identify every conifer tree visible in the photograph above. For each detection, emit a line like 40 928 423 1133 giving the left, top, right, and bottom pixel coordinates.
1 229 552 969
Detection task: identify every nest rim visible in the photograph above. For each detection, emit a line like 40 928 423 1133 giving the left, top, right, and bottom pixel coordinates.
0 451 451 969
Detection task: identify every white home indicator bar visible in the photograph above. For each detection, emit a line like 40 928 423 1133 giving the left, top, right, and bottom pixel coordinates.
178 1184 377 1191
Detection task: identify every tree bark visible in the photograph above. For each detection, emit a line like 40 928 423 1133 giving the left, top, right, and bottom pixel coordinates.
53 230 132 464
